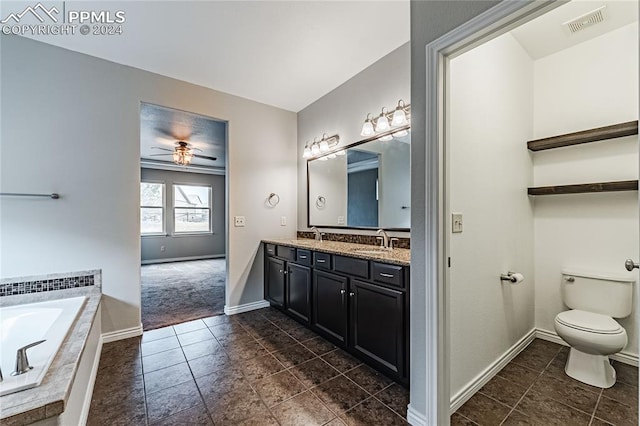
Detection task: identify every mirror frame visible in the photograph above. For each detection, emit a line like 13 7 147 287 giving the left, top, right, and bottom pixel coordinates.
306 124 411 231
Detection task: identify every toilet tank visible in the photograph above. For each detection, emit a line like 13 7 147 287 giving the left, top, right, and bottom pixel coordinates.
561 270 635 318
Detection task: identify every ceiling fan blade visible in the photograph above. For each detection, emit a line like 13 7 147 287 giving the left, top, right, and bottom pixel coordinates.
151 147 174 152
193 154 217 161
155 128 179 139
149 153 173 157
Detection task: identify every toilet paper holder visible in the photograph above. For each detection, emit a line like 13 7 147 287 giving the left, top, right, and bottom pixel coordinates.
500 272 522 282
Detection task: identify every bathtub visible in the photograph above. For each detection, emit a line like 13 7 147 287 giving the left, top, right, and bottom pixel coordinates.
0 296 86 396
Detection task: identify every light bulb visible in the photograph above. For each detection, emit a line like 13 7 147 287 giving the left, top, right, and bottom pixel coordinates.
391 108 408 126
379 135 393 142
311 144 320 156
392 130 408 138
303 145 312 158
375 112 390 132
319 140 329 152
360 119 374 137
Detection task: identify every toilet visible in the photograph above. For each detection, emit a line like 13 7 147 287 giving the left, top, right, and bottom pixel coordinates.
554 271 634 388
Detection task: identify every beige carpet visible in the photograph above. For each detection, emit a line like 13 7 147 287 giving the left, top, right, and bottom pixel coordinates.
141 258 225 330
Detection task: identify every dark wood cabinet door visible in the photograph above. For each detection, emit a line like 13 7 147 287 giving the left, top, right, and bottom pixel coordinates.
286 263 311 323
266 257 285 308
350 279 404 375
312 270 348 344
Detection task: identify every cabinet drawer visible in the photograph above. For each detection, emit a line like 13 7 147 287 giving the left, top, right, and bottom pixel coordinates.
334 255 369 279
313 252 332 270
276 245 296 261
296 249 311 266
371 262 404 288
265 243 276 256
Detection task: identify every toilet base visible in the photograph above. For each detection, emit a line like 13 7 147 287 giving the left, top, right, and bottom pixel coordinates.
565 347 616 388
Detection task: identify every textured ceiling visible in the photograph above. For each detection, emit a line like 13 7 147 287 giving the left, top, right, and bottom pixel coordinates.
140 103 226 168
16 1 410 112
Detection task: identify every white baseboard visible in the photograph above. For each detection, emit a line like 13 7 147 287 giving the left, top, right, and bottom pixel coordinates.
406 404 427 426
101 324 143 343
79 335 103 425
224 300 270 315
141 254 225 265
450 328 536 414
535 328 638 367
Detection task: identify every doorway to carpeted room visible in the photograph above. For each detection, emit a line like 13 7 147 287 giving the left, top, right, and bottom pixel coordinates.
141 259 226 330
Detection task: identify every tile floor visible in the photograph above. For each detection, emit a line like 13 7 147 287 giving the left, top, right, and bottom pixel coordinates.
452 339 639 426
88 309 638 426
87 307 409 425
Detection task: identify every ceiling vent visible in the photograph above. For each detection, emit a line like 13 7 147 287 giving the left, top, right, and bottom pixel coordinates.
562 6 607 34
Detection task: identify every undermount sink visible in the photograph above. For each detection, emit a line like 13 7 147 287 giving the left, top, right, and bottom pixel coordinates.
294 239 317 245
350 248 390 255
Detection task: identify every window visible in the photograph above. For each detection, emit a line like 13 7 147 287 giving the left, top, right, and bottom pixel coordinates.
141 182 165 235
173 184 212 234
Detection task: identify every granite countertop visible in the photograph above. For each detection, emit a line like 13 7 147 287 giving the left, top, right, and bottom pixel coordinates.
262 238 410 266
0 287 102 426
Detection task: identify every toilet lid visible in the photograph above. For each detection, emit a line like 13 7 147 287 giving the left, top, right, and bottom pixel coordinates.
556 310 623 334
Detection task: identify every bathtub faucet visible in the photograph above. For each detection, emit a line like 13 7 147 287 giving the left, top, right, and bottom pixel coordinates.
12 340 46 376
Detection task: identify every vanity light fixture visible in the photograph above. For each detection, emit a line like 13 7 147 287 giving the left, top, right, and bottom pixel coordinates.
375 108 390 132
302 134 340 159
360 99 411 141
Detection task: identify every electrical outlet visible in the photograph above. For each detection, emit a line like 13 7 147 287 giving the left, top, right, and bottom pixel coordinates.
160 245 166 252
234 216 246 227
281 216 287 226
452 213 463 233
337 216 345 225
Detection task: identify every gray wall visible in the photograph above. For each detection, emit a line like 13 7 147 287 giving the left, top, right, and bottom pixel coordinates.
1 35 297 334
410 0 499 419
140 168 225 263
297 43 410 236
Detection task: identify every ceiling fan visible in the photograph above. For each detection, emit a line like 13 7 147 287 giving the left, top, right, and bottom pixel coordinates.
151 141 217 166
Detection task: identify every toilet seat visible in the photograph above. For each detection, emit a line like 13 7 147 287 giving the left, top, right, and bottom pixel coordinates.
556 310 623 335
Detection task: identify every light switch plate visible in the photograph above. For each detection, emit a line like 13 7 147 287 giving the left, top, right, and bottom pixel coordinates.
337 216 345 225
281 216 287 226
452 213 463 233
234 216 246 227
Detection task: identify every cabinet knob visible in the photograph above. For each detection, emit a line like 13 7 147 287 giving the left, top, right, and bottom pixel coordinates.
340 289 346 295
349 292 355 297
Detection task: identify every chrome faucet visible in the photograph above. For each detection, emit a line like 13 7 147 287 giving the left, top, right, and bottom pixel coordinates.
12 340 46 376
310 226 324 242
376 229 390 249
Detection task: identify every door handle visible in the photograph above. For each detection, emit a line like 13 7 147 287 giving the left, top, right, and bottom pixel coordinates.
625 259 639 271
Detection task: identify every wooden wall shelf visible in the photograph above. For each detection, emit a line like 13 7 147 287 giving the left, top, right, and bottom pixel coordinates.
527 121 638 151
528 180 638 196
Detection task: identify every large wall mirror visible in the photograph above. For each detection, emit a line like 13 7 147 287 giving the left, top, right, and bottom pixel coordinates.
307 129 410 230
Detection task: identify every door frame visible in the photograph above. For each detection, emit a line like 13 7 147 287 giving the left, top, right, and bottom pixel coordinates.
421 1 563 424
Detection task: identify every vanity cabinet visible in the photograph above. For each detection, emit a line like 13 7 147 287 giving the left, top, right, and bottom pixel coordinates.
265 256 285 308
286 263 311 324
264 242 409 385
313 270 348 344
